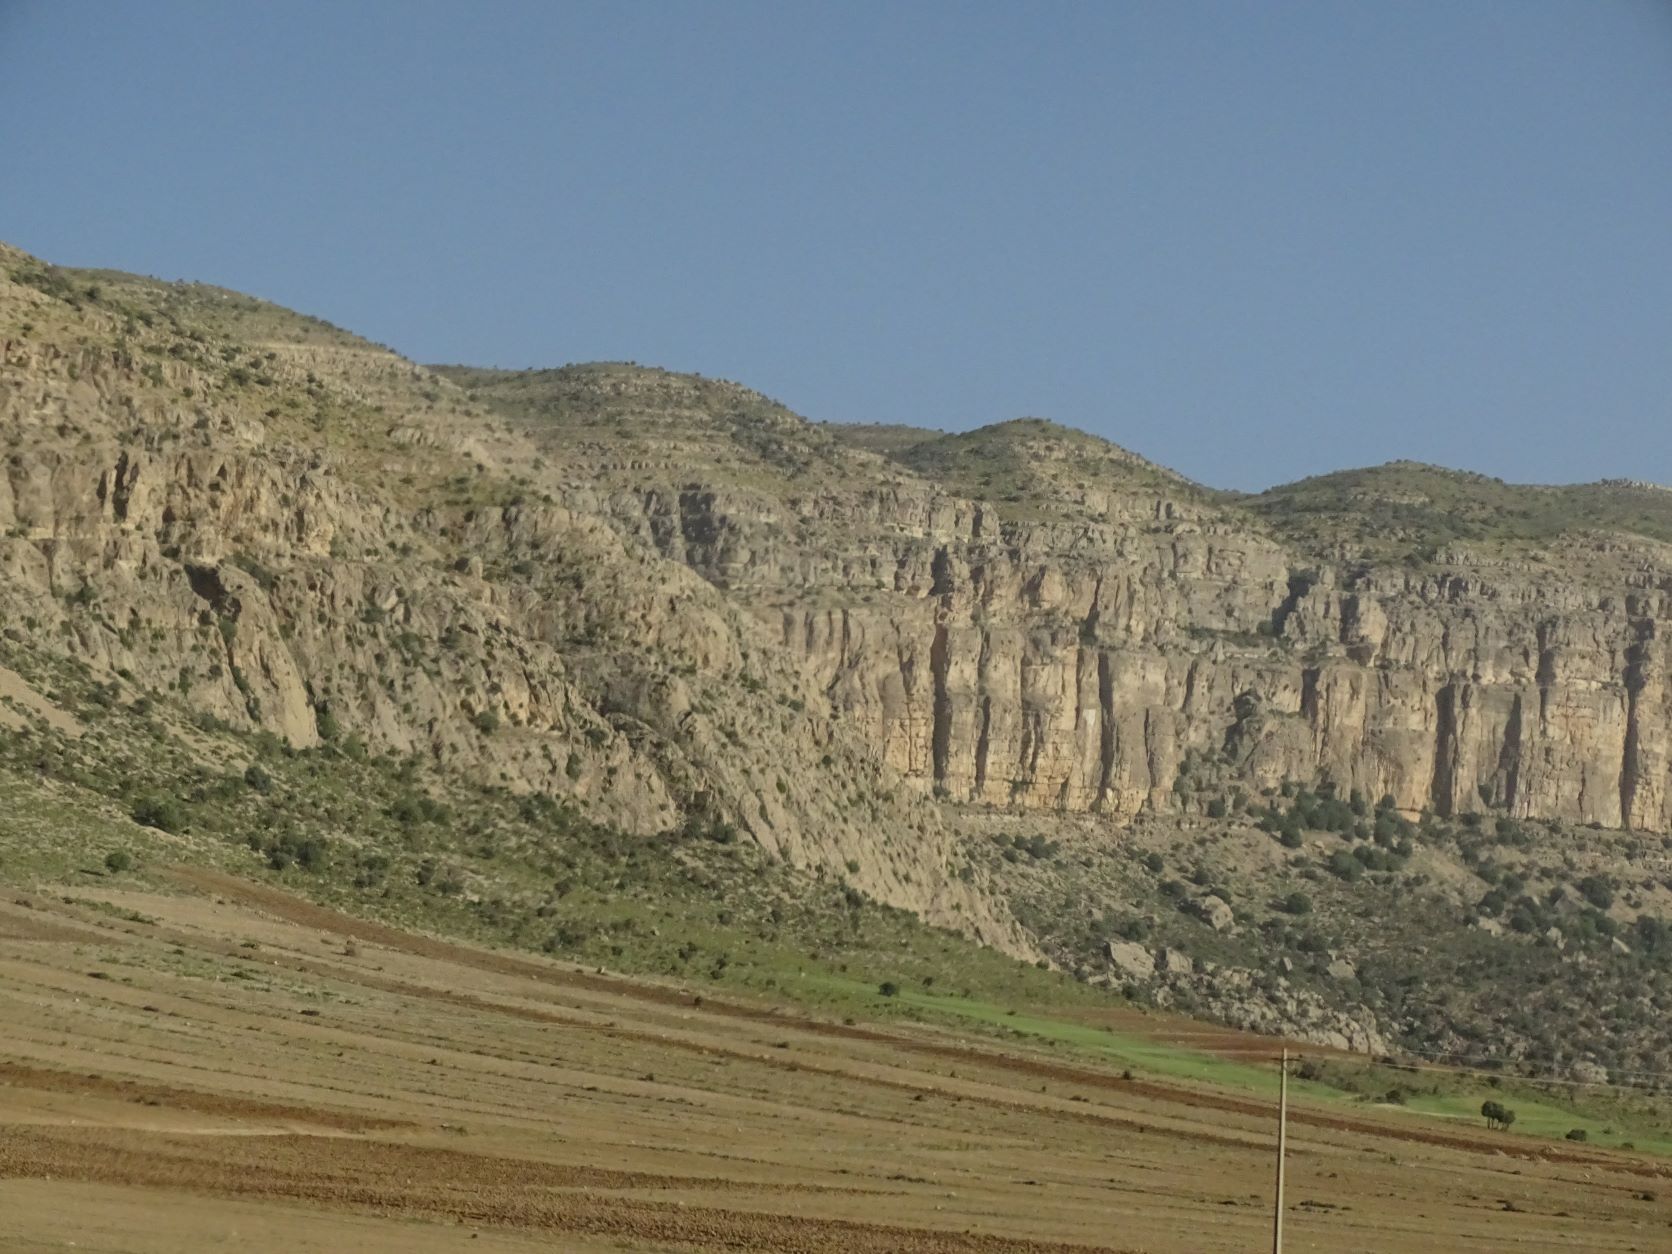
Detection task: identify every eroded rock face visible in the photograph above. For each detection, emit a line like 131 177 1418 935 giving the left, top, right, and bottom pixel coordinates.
7 240 1671 1014
0 253 1028 951
1181 964 1389 1056
425 361 1672 840
1155 947 1195 976
597 476 1672 836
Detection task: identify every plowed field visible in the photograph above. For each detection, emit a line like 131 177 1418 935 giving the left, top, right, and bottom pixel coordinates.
0 873 1666 1252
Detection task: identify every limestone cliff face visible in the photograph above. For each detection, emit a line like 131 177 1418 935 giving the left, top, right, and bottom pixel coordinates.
470 368 1672 837
8 237 1668 968
696 493 1671 833
0 251 1022 948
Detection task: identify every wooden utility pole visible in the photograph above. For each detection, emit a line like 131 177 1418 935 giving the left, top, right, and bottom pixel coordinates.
1272 1047 1289 1254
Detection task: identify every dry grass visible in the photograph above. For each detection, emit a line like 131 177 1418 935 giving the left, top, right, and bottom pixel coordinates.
0 875 1667 1252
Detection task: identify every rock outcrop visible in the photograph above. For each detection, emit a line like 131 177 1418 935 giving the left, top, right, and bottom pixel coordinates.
7 239 1670 1006
453 364 1672 837
0 247 1023 948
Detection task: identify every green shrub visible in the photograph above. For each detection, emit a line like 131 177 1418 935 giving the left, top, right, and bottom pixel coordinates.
130 795 186 833
1326 850 1363 882
1578 874 1615 910
263 832 328 872
103 850 133 874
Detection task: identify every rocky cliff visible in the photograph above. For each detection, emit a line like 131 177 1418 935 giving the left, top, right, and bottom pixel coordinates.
0 246 1015 945
443 366 1672 836
6 237 1669 977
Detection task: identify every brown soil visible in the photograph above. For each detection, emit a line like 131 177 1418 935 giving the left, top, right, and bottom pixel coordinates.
0 870 1665 1252
0 1060 407 1132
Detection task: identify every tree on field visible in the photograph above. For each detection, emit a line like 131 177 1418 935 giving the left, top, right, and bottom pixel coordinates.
1481 1099 1517 1131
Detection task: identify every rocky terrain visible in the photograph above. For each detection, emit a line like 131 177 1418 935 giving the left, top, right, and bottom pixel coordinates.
0 245 1010 944
4 240 1672 1076
441 364 1672 836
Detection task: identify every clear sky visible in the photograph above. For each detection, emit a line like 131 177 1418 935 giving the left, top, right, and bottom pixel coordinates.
3 2 1669 490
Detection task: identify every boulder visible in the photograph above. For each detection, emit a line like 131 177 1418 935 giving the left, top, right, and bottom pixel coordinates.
1325 958 1357 982
1184 894 1235 932
1155 946 1195 976
1104 939 1156 980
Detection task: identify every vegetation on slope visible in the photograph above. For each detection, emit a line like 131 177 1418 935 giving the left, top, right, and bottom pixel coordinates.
975 773 1672 1086
433 362 906 497
8 242 1672 1157
1248 461 1672 562
4 637 1669 1154
0 636 1054 1017
849 417 1221 524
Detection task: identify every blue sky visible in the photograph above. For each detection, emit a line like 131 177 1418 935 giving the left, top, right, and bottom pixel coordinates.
2 1 1669 490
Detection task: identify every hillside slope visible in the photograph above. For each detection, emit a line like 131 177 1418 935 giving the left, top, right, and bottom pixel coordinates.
6 243 1672 1078
452 362 1672 835
0 245 1008 942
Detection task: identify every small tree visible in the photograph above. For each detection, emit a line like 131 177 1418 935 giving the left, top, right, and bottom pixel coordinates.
1279 891 1313 916
1326 849 1364 882
131 795 186 833
1578 874 1615 910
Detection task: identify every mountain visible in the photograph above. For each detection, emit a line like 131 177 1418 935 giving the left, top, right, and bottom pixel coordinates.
442 363 1672 836
5 242 1672 1078
0 245 1009 942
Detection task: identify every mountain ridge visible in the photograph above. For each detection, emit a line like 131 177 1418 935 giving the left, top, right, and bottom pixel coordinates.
7 241 1672 1074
